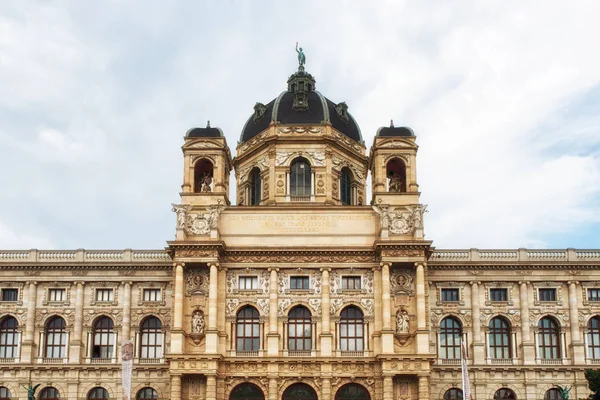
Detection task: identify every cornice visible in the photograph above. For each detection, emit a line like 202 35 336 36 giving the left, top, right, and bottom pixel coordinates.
222 250 377 263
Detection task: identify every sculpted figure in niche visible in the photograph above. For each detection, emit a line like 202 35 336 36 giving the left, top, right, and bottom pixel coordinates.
396 309 409 333
202 172 213 192
388 171 402 193
386 157 406 193
192 311 204 334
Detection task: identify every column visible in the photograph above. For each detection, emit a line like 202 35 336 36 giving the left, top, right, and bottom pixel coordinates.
268 378 278 400
418 376 429 400
383 376 393 400
415 263 429 353
320 268 333 355
122 281 132 341
321 377 331 400
381 263 394 353
373 266 382 353
172 263 185 354
22 281 37 363
568 281 585 363
267 268 279 356
69 281 85 363
206 263 219 353
471 281 484 363
519 281 535 364
206 375 217 400
170 375 182 400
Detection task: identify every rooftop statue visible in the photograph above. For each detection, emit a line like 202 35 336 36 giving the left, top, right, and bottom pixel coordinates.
296 42 306 67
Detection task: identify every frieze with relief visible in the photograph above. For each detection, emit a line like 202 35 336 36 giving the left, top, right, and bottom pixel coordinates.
373 203 427 235
275 150 325 167
172 201 225 236
223 251 376 263
331 155 366 184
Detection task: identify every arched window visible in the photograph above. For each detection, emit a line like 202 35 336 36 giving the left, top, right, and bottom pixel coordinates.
538 317 561 359
386 158 406 193
236 306 260 352
340 306 364 352
439 317 462 359
340 167 353 205
194 158 213 193
587 316 600 359
92 317 114 359
44 316 67 358
443 388 463 400
544 389 564 400
282 383 317 400
290 157 311 198
494 388 516 399
0 387 11 400
335 383 371 400
39 387 60 400
0 316 19 359
288 306 312 352
87 387 109 399
229 383 265 400
489 317 511 359
250 167 262 205
136 388 158 400
140 317 163 359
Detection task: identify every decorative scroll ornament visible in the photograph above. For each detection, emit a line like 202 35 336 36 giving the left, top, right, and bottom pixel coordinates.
184 200 225 236
275 151 325 167
277 126 323 134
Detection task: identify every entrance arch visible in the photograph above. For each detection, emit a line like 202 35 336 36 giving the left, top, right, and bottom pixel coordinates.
229 383 265 400
282 383 318 400
335 383 371 400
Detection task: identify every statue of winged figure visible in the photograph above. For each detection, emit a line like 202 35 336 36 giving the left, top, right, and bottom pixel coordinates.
22 384 41 400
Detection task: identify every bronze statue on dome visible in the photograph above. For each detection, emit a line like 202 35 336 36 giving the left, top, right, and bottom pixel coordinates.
296 42 306 67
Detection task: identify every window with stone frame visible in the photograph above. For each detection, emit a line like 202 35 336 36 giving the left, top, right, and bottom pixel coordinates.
587 316 600 360
48 288 66 302
538 316 561 359
439 316 462 359
140 317 163 359
0 288 18 302
539 288 557 302
290 276 310 290
238 276 259 290
441 288 460 302
341 276 361 290
588 288 600 302
95 288 113 302
142 288 161 302
490 288 508 302
0 387 11 400
0 316 19 358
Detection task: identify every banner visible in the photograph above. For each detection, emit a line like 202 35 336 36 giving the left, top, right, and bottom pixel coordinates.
121 340 134 400
461 339 472 400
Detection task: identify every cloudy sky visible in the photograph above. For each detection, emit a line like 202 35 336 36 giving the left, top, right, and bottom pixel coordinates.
1 1 599 250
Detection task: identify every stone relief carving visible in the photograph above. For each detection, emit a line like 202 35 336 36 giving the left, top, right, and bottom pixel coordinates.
277 126 323 134
278 299 292 316
171 204 193 229
373 204 427 235
226 299 239 316
363 270 374 294
330 299 344 315
256 298 270 315
310 271 322 295
308 298 322 315
277 273 289 295
360 299 374 316
331 156 366 184
184 201 225 236
186 141 220 149
238 155 270 184
186 269 210 295
390 270 414 295
226 271 237 295
275 151 325 167
223 251 376 263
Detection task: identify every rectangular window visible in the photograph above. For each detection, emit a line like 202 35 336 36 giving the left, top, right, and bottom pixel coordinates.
1 288 18 302
441 288 460 302
238 276 258 290
588 289 600 301
142 288 161 302
290 276 309 290
341 276 361 290
48 288 66 302
490 288 508 302
96 288 113 302
539 288 557 302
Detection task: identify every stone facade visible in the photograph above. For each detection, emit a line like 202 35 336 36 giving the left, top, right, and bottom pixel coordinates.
1 65 599 400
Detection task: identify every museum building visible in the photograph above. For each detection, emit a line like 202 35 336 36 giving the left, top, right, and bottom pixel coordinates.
1 61 600 400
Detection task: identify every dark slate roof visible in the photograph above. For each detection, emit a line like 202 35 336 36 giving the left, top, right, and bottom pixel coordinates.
239 91 362 144
376 126 414 137
186 126 224 138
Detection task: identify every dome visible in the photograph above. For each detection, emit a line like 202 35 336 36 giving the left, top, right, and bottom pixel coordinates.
186 122 224 138
376 122 414 137
239 68 362 144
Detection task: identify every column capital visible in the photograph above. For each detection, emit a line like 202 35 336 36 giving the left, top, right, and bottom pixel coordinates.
380 262 391 268
73 281 86 286
518 280 530 286
371 265 381 272
25 281 38 286
121 281 133 286
268 267 280 273
470 281 481 286
207 262 219 268
414 262 426 268
173 262 186 268
320 267 331 273
568 280 579 286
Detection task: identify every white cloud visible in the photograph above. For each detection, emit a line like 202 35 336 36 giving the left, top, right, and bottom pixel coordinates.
0 1 599 249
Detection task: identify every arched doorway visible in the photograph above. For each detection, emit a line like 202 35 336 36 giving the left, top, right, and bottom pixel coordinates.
282 383 318 400
229 383 265 400
335 383 370 400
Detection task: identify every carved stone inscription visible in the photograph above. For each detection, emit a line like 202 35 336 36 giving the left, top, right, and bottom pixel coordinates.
223 214 373 234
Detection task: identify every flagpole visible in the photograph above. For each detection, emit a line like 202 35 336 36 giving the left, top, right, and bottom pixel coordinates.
461 339 472 400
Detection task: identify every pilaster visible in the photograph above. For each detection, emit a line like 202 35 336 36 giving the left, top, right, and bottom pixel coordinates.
569 280 585 363
320 268 333 356
206 375 217 400
415 263 429 353
170 374 182 400
69 281 85 363
122 281 132 341
381 262 394 353
171 263 185 354
470 281 485 363
519 281 535 364
206 263 219 353
21 281 37 363
266 267 279 356
418 376 430 400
